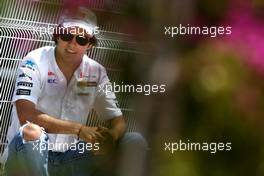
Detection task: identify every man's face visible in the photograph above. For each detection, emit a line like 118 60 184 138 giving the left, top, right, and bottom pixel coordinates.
56 27 92 62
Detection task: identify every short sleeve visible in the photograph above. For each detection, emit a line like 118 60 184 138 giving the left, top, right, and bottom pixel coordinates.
94 66 122 121
12 59 41 105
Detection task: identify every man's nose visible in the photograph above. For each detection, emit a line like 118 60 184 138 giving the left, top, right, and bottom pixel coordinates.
68 36 77 45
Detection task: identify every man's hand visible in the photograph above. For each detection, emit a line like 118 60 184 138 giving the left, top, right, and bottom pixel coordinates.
93 126 116 155
78 126 105 143
23 122 44 141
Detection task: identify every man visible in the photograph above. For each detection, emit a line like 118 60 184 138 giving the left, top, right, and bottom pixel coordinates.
3 8 147 176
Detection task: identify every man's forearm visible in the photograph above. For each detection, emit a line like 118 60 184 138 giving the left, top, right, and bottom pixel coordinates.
16 99 83 135
109 116 126 141
34 112 82 135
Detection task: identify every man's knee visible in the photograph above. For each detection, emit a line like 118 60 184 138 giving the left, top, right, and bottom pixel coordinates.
120 132 148 149
22 123 43 141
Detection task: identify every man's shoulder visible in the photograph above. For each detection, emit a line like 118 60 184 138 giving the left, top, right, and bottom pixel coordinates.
24 46 54 64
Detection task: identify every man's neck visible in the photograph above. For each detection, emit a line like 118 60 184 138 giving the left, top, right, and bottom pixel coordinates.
55 48 82 83
55 48 81 70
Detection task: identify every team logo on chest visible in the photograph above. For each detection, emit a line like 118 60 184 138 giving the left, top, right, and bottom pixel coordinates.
47 71 58 83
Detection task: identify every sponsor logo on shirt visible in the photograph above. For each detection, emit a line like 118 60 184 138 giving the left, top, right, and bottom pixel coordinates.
75 79 97 95
48 79 58 83
79 72 97 79
79 72 83 78
21 60 36 71
25 60 35 67
113 98 120 108
77 81 97 87
16 89 31 95
48 71 56 76
17 81 33 87
19 73 32 80
47 71 58 83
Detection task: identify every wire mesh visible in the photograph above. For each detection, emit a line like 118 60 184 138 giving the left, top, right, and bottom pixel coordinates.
0 0 142 155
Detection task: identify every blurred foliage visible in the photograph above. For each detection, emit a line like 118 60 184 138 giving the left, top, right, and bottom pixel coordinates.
129 0 264 175
146 40 264 176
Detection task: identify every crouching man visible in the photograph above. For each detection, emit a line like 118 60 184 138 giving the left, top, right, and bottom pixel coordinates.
2 8 147 176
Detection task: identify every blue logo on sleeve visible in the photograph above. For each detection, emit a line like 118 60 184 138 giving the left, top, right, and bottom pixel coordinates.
25 60 35 67
21 60 36 71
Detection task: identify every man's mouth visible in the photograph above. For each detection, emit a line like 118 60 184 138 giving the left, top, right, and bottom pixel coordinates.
65 48 77 54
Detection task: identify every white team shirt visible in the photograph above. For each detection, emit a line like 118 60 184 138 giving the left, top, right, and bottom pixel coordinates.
1 46 122 162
